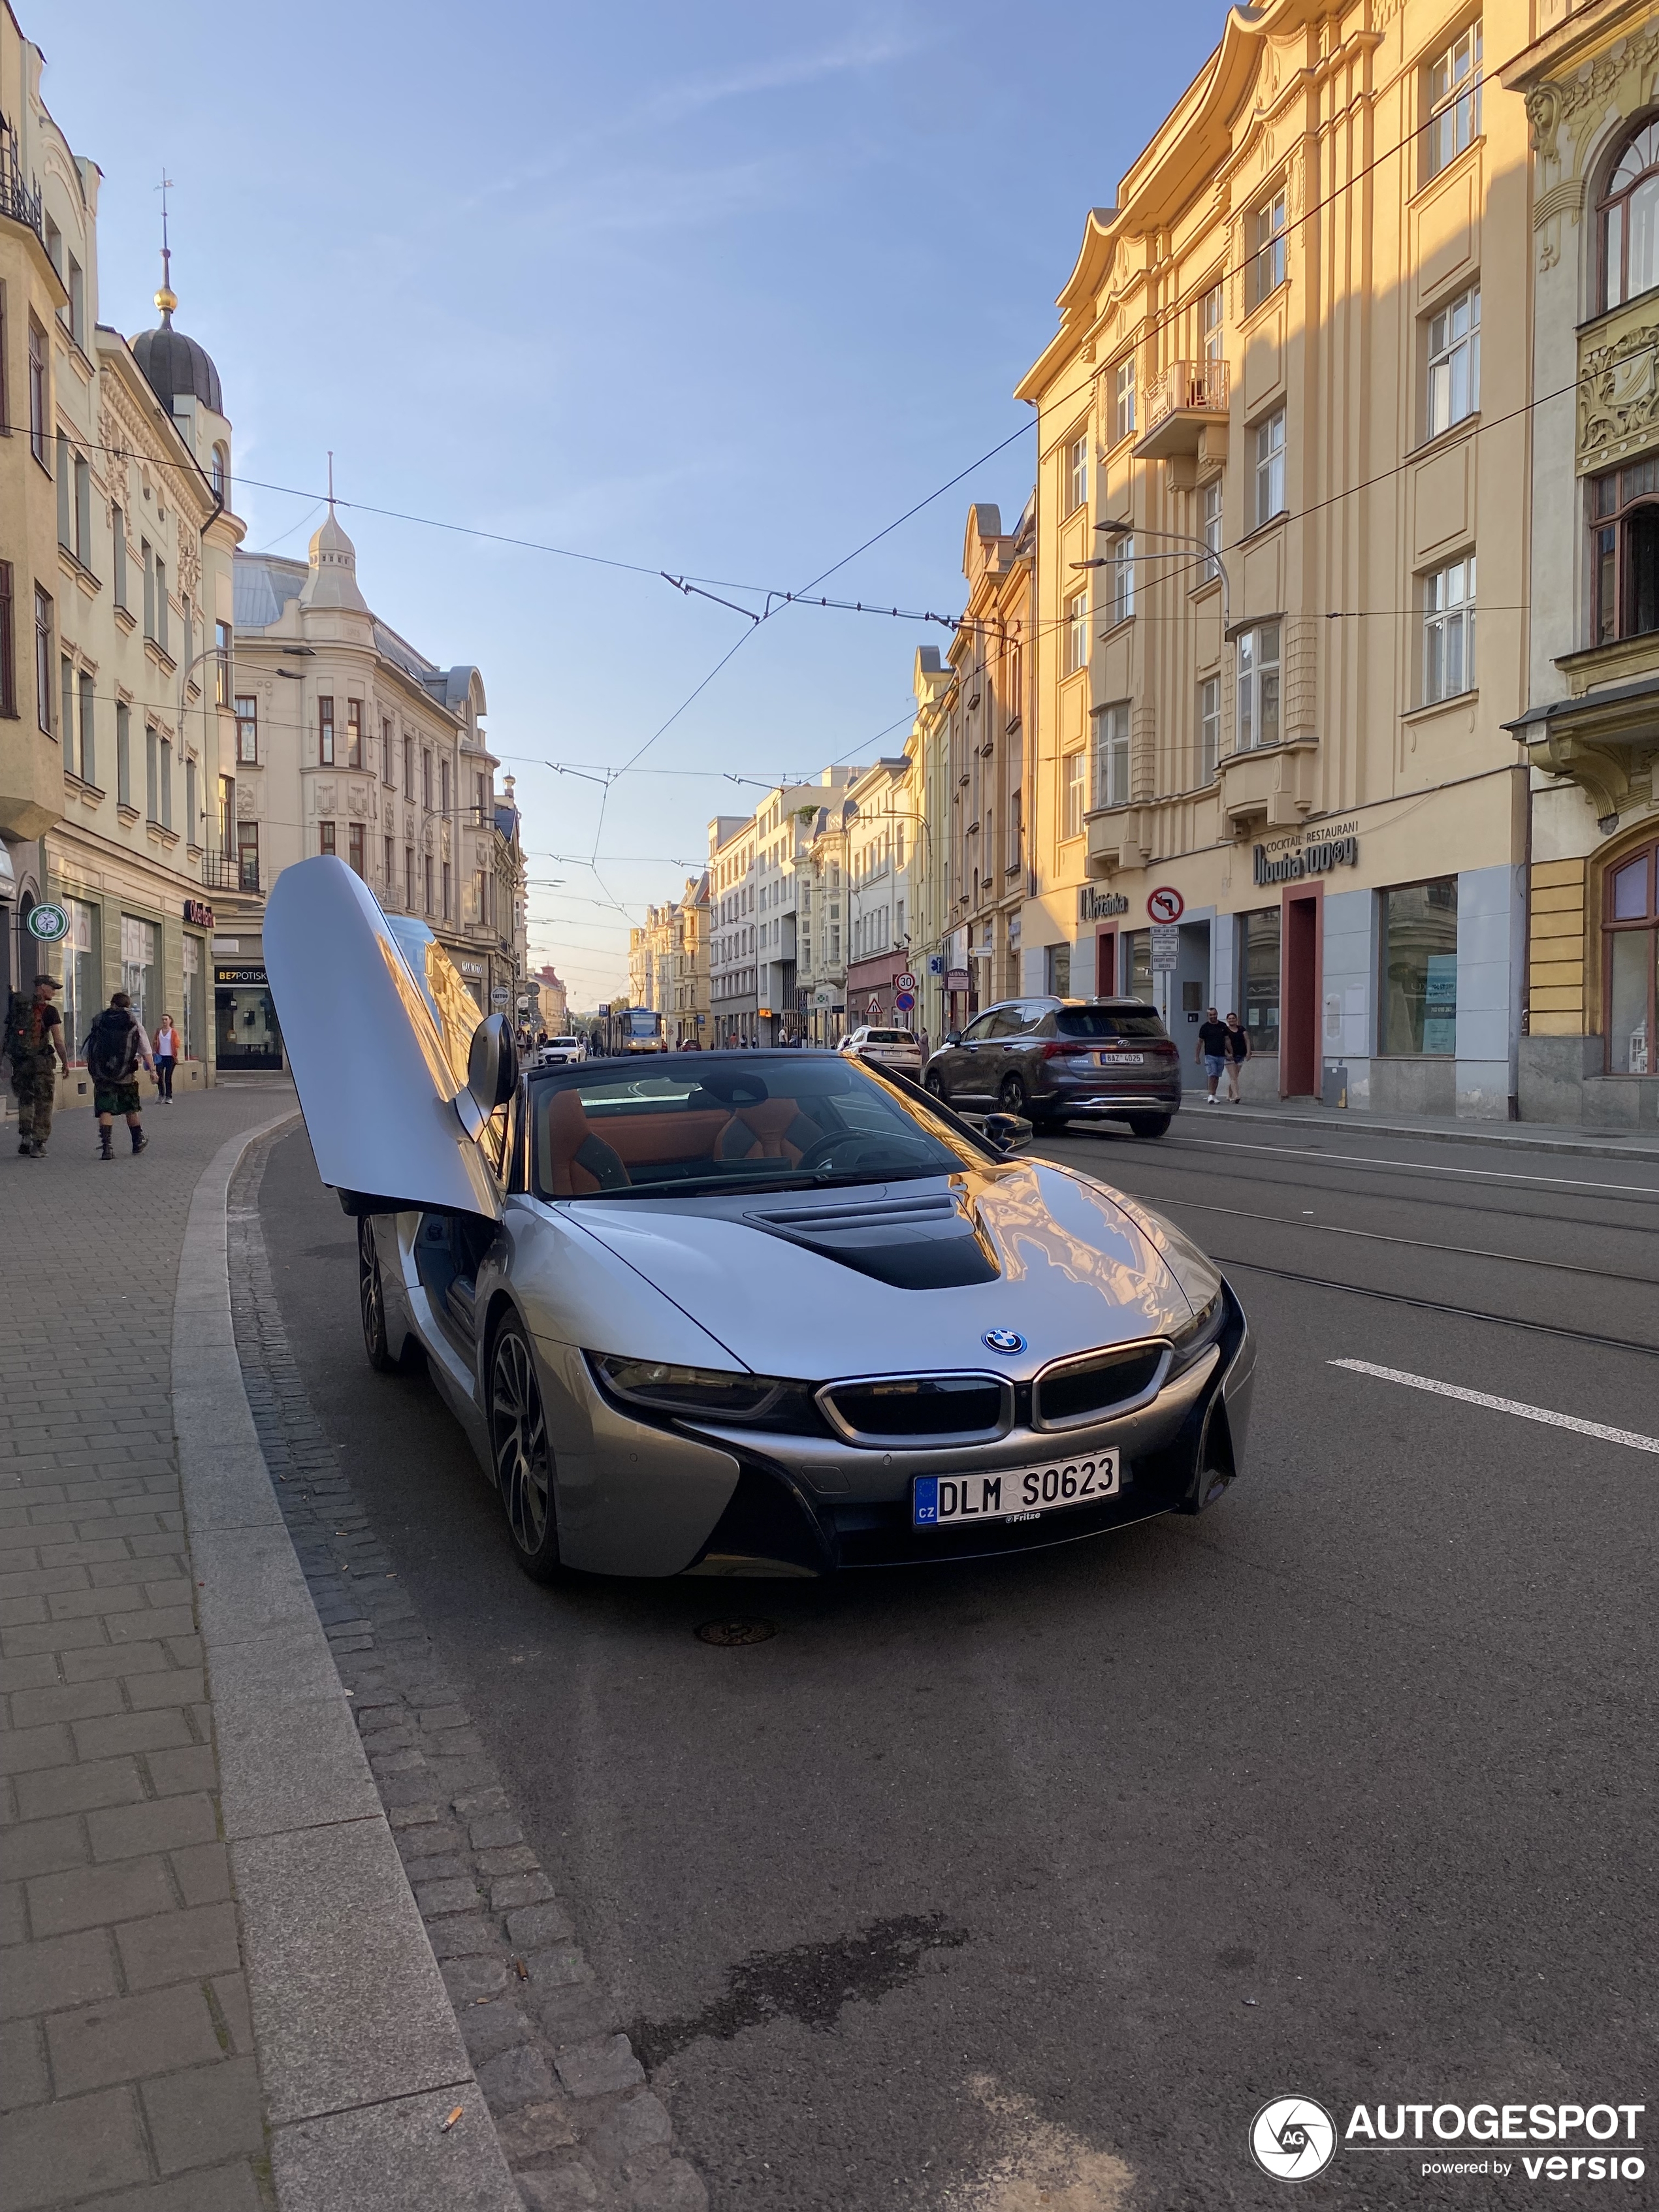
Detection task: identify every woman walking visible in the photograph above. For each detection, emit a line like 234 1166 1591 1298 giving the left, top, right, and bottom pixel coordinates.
153 1013 179 1103
1223 1012 1250 1102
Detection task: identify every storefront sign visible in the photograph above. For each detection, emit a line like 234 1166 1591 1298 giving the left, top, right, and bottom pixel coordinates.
25 904 69 942
1078 887 1129 921
945 968 971 992
183 898 215 929
215 965 268 986
1253 829 1360 886
460 960 484 978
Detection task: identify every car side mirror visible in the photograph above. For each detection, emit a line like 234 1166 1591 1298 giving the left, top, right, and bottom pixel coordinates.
946 1028 963 1047
980 1112 1031 1155
466 1014 519 1114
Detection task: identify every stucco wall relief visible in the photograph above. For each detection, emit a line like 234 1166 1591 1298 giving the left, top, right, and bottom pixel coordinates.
1578 318 1659 472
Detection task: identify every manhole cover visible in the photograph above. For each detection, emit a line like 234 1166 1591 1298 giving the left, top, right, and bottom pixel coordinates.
696 1618 778 1647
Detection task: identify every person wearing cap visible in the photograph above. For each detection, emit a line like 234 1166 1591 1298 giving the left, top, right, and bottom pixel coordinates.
3 972 71 1159
84 990 154 1161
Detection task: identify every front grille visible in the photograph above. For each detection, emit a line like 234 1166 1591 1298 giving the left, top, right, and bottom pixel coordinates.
1033 1343 1168 1429
818 1373 1012 1447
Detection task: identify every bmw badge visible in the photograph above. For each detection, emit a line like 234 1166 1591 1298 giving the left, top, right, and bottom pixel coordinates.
982 1328 1026 1355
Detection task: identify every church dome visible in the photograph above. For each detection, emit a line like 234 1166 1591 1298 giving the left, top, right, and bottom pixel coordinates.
133 295 223 416
300 506 369 613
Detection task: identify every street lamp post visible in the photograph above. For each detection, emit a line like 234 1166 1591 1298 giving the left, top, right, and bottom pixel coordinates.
1077 518 1232 635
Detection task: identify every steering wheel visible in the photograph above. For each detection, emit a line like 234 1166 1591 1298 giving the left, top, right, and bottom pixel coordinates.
794 1130 937 1174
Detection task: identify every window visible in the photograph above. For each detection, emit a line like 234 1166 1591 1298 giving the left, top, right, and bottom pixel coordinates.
1008 786 1023 869
1199 675 1221 780
182 933 204 1061
421 751 433 810
383 834 395 884
120 916 158 1035
475 770 487 819
56 433 71 547
1243 908 1281 1053
78 669 94 785
154 558 168 654
216 622 233 706
1202 479 1223 581
66 253 83 347
1426 285 1480 438
35 587 52 735
381 718 395 786
211 444 228 500
319 820 336 857
1249 191 1287 308
1601 116 1659 313
318 696 334 765
117 704 131 806
1201 282 1224 362
235 694 257 763
346 699 362 768
441 757 451 814
1093 702 1130 809
1110 534 1135 624
74 452 90 567
1423 555 1476 701
145 726 158 822
1605 841 1658 1074
404 735 415 799
186 756 197 846
1062 748 1086 840
0 283 7 440
159 738 172 830
424 852 434 914
28 319 46 465
59 898 97 1062
348 822 364 876
1112 355 1136 445
142 540 154 637
1005 641 1022 726
1045 943 1072 995
1237 622 1281 749
442 859 451 917
238 820 260 892
217 775 233 854
1063 586 1089 675
1426 22 1482 182
0 560 12 718
1379 879 1458 1053
1253 409 1286 526
112 508 127 609
1591 459 1659 645
59 658 73 765
1065 432 1089 515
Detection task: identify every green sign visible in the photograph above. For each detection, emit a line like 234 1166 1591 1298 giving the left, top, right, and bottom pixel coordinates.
25 904 69 944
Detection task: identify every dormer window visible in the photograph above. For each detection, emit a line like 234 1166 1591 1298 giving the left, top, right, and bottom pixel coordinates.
1600 116 1659 313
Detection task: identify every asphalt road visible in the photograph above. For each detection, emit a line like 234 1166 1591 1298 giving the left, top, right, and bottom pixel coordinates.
256 1115 1659 2212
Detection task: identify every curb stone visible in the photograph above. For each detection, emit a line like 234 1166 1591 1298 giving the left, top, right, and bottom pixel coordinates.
227 1127 709 2212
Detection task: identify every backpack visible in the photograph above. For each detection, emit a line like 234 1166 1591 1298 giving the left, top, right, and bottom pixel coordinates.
85 1008 140 1084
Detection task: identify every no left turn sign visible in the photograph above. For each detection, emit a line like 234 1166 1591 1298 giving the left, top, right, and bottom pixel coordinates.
1148 886 1185 923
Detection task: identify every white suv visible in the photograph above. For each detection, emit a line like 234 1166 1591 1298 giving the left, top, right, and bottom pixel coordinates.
838 1026 924 1077
537 1036 587 1066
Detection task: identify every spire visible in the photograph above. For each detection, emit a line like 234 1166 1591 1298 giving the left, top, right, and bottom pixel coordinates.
154 170 176 323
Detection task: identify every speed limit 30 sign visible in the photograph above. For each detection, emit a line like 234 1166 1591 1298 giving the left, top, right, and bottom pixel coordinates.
1147 886 1185 923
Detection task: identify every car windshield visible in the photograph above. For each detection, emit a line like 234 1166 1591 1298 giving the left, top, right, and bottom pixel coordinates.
1056 1006 1167 1040
533 1053 980 1200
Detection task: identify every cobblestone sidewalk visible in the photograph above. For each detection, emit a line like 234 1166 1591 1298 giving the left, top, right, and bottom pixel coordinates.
0 1081 296 2212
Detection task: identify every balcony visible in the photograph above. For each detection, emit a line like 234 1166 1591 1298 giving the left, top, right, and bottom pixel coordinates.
1134 359 1230 462
0 131 44 248
202 851 260 894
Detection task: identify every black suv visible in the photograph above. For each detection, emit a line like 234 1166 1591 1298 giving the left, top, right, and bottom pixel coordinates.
923 997 1181 1137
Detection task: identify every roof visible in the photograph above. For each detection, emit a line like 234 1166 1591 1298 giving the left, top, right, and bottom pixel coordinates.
132 315 223 415
233 555 306 628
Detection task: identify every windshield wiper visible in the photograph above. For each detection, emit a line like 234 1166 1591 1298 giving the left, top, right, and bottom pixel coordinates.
581 1164 953 1201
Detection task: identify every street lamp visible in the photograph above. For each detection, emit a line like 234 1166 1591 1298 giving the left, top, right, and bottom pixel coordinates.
1076 517 1232 636
274 646 317 681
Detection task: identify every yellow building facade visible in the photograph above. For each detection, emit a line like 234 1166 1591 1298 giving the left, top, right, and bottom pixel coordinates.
1019 0 1534 1115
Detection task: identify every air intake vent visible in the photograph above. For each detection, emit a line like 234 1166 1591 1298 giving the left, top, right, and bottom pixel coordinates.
1033 1343 1169 1430
747 1194 998 1290
818 1373 1013 1447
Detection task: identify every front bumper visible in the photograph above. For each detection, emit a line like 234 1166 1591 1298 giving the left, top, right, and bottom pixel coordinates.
639 1284 1253 1575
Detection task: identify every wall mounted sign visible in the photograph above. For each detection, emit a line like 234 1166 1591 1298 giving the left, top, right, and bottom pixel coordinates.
944 968 971 992
215 965 268 987
1252 834 1360 886
1078 887 1130 922
183 898 215 929
25 904 69 943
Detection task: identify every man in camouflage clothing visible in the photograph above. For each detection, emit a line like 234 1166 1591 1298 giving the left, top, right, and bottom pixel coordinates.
3 973 71 1159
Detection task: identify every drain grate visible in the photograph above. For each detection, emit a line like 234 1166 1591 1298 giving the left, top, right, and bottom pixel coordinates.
696 1618 779 1647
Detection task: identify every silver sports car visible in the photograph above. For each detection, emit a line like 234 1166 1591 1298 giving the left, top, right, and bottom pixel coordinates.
266 859 1255 1580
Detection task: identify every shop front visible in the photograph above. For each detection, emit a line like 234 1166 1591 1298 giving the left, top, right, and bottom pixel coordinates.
215 960 283 1070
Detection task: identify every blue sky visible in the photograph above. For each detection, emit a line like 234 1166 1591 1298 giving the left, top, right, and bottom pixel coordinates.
33 0 1223 1001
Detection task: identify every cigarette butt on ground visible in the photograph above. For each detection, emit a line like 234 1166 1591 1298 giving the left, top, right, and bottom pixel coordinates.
440 2106 464 2133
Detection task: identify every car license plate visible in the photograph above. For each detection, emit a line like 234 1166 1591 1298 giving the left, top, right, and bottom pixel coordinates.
1098 1052 1144 1065
912 1452 1120 1528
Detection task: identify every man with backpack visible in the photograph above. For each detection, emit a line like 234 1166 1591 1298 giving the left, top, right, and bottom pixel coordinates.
4 972 71 1159
85 991 155 1161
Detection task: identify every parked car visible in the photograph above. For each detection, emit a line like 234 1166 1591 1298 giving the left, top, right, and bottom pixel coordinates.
538 1036 587 1066
838 1025 924 1078
265 859 1252 1582
924 997 1181 1137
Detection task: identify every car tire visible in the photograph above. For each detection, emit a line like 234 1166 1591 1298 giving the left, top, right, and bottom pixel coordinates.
1127 1112 1172 1139
998 1073 1027 1115
924 1069 948 1102
359 1219 397 1372
487 1317 562 1582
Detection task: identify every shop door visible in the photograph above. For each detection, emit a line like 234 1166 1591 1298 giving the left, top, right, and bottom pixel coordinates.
1095 928 1118 997
1281 886 1322 1097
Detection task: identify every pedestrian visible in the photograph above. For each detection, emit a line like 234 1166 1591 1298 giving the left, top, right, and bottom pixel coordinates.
1195 1004 1230 1104
152 1012 180 1103
1223 1011 1250 1103
84 990 154 1160
3 972 71 1159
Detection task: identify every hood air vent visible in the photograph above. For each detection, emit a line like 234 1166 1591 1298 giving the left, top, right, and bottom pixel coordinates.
746 1193 999 1290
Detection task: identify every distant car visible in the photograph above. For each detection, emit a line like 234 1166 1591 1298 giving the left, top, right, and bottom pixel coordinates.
538 1036 587 1066
839 1025 924 1077
925 997 1181 1138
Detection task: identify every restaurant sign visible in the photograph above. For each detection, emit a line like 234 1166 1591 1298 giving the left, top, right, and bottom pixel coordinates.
1078 886 1130 921
1253 825 1360 886
183 897 215 929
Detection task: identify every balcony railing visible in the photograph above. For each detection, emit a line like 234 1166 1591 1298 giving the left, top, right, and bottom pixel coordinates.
1135 359 1229 459
202 852 259 893
0 126 43 248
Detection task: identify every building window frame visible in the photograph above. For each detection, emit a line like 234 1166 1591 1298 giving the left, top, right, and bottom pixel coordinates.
1199 674 1221 781
346 697 362 768
348 822 365 876
34 589 51 735
1201 479 1223 581
1093 701 1130 810
1236 622 1281 750
1600 114 1659 314
1063 430 1089 517
216 620 233 706
1425 20 1483 185
235 694 257 763
318 696 334 765
1591 458 1659 646
1253 408 1286 528
319 820 337 858
1603 837 1658 1075
1426 283 1480 440
1110 535 1135 624
1422 553 1477 703
1379 878 1460 1055
1063 585 1090 675
27 317 47 466
1248 190 1287 310
1061 747 1086 841
1112 355 1136 446
0 560 13 718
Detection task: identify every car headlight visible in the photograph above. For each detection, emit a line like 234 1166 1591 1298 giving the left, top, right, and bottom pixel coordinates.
589 1354 821 1432
1168 1285 1225 1369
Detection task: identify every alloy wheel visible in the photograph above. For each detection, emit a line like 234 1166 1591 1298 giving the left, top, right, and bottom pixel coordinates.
358 1219 391 1370
490 1326 554 1568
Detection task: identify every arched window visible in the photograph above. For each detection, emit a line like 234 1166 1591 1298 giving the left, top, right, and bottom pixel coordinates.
1600 116 1659 312
210 443 227 499
1604 838 1658 1074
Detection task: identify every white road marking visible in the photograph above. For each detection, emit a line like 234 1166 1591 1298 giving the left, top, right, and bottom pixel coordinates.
1330 1360 1659 1454
1169 1136 1659 1198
